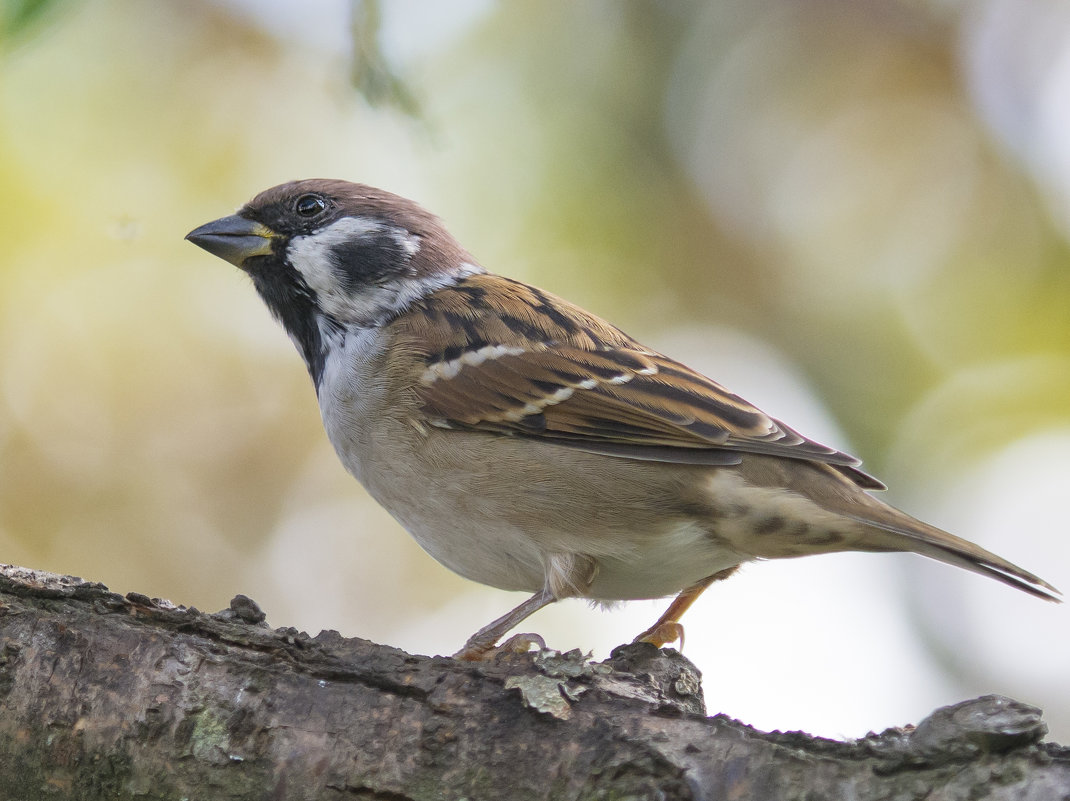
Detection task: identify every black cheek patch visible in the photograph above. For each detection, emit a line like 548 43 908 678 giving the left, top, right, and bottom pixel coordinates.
329 232 410 290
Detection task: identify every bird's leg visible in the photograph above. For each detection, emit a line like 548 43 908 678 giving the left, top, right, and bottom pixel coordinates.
454 588 556 660
633 565 740 649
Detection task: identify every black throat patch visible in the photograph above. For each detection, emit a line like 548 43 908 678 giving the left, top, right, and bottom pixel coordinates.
246 256 341 387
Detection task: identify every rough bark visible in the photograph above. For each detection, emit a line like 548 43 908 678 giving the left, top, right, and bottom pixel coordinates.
0 564 1065 801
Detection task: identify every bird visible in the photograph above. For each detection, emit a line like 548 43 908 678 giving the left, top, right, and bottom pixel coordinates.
186 179 1059 659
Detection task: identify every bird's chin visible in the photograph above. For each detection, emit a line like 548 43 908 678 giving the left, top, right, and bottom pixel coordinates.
235 253 275 275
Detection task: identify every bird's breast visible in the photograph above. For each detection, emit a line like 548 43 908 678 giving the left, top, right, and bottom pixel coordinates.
316 326 397 485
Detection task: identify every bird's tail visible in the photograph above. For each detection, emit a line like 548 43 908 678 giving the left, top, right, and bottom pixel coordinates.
842 504 1060 602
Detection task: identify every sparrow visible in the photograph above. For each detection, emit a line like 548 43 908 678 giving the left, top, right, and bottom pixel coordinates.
186 179 1059 659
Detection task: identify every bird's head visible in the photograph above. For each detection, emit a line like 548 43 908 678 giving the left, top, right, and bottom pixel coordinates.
186 179 480 381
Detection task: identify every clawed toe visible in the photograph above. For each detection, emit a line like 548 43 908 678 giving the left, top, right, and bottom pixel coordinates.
453 632 547 661
632 621 685 649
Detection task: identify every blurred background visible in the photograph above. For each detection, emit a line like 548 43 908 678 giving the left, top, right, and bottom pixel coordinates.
1 0 1068 740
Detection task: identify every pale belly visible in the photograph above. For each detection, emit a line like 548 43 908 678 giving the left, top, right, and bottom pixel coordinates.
385 497 746 600
334 414 748 601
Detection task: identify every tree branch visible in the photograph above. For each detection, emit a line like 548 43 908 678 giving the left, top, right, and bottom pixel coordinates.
0 563 1065 800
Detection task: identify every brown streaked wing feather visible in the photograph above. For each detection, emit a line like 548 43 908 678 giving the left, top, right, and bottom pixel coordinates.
395 274 884 489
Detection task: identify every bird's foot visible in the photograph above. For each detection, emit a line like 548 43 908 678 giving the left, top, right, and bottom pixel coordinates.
632 621 685 650
453 632 547 661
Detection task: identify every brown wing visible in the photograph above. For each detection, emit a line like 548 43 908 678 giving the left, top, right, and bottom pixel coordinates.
392 273 884 489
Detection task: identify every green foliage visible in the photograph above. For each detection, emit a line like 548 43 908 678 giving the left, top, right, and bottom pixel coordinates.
0 0 65 44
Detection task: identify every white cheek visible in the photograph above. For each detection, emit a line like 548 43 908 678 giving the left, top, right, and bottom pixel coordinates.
397 231 420 256
287 220 483 326
288 216 384 295
288 217 403 324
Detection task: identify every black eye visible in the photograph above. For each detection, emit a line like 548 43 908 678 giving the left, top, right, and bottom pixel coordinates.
295 194 327 217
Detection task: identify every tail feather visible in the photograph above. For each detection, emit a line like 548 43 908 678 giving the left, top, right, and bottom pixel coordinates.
843 509 1061 602
728 455 1058 600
